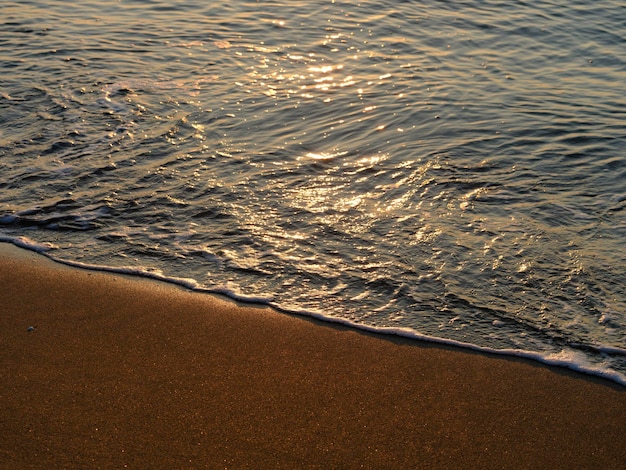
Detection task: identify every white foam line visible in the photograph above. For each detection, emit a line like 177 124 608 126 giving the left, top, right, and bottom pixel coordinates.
263 306 626 387
0 235 57 252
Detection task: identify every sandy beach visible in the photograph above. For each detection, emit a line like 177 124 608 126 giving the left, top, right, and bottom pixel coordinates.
0 242 624 469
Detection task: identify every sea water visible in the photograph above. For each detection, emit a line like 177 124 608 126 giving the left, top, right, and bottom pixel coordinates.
1 0 625 384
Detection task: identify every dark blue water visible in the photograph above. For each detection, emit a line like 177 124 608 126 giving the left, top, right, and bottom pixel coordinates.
1 0 625 384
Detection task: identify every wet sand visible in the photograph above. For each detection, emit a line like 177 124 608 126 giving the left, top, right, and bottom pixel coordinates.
1 242 624 469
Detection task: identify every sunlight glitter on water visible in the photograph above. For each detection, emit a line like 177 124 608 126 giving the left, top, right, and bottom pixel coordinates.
1 0 625 384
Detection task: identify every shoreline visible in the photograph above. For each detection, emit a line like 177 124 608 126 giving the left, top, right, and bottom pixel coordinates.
5 239 624 387
1 242 624 468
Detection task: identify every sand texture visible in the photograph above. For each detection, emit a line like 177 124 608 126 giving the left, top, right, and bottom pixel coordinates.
1 243 624 469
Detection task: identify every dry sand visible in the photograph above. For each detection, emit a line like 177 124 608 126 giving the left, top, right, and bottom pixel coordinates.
1 242 624 469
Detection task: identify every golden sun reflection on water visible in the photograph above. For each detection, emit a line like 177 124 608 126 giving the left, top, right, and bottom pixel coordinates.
303 150 348 160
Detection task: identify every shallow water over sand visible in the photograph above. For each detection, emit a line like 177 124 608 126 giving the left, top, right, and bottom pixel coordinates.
1 0 625 383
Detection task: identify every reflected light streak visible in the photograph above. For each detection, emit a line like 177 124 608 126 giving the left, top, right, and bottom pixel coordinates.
304 150 348 160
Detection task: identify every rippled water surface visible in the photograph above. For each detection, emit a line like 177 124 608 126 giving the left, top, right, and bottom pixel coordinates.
1 0 625 383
